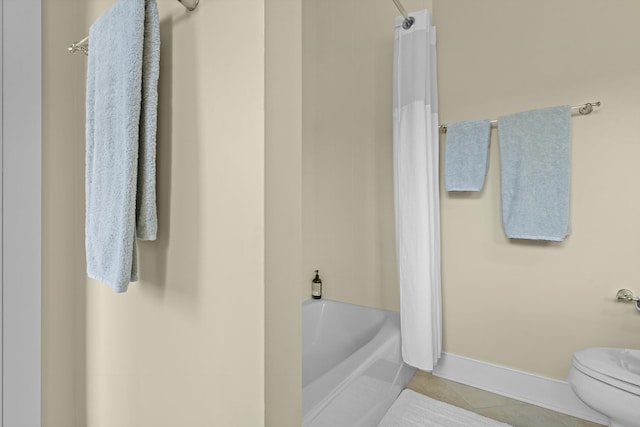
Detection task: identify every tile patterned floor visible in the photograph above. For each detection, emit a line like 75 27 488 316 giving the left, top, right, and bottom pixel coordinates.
406 370 605 427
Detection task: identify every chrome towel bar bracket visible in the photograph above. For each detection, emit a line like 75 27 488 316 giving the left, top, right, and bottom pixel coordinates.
69 0 199 55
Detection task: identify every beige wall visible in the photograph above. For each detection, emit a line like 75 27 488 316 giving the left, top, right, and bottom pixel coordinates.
82 1 266 426
44 1 302 426
44 0 640 424
302 0 430 310
265 0 303 425
302 0 640 382
42 1 88 426
434 0 640 380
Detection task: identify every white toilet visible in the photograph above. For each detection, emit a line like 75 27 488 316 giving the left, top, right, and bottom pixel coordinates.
568 347 640 427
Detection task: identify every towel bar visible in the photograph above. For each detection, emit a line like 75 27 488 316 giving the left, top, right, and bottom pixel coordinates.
438 101 601 133
68 0 199 55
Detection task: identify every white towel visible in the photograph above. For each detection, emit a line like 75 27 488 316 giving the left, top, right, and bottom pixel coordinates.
85 0 160 292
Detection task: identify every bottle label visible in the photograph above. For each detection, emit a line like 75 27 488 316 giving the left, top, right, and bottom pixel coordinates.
312 282 322 298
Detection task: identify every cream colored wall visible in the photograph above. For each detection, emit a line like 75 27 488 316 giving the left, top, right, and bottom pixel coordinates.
433 0 640 379
302 0 430 310
42 1 88 426
265 0 303 425
46 0 640 424
303 0 640 382
83 1 265 426
43 1 300 425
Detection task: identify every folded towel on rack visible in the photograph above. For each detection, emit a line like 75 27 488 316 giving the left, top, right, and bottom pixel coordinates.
137 0 160 240
498 105 571 241
85 0 160 293
444 119 492 192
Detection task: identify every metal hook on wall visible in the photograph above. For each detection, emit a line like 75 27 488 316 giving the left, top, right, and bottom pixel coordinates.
69 0 200 55
616 289 640 312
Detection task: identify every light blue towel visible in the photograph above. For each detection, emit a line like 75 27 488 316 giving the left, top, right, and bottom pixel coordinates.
498 105 571 241
444 120 492 192
137 0 160 241
86 0 160 293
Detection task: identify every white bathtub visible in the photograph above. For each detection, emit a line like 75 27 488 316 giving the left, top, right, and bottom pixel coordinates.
302 299 416 427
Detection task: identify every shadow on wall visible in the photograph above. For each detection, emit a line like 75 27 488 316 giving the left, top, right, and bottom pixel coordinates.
42 0 90 425
138 11 201 305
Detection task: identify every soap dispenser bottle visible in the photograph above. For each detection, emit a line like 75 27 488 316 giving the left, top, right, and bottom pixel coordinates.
312 270 322 299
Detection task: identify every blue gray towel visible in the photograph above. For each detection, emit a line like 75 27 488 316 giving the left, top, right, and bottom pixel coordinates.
85 0 160 292
137 0 160 241
444 120 492 192
498 105 571 241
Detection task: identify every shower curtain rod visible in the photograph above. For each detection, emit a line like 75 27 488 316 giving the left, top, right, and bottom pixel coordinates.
68 0 199 55
438 101 601 133
392 0 415 29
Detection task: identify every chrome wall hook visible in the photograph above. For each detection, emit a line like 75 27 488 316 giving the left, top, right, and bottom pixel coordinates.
616 288 638 302
616 289 640 312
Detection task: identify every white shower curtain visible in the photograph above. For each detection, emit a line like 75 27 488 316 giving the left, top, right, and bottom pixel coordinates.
393 9 441 371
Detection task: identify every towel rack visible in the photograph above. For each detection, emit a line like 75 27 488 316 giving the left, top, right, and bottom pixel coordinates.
68 0 199 55
439 101 601 133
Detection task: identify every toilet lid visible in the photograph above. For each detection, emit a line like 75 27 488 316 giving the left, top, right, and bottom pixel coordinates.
573 348 640 391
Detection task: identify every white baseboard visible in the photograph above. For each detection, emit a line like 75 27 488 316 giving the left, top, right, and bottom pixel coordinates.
432 352 608 425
